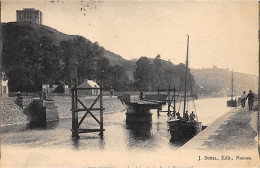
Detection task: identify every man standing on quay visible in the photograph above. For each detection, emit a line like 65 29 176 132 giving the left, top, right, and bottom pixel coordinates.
240 91 247 108
246 90 254 111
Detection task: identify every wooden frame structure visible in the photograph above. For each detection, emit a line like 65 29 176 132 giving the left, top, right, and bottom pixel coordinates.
157 85 176 118
71 79 104 138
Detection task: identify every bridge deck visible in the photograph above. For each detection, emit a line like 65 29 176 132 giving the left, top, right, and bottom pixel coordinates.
122 94 167 109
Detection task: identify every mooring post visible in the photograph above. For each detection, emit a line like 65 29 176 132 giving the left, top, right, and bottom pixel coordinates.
100 72 104 137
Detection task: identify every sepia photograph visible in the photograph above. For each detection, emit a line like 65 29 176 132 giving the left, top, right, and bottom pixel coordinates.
0 0 260 167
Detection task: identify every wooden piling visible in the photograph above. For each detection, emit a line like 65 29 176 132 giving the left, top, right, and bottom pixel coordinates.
100 73 104 137
71 77 105 138
167 85 171 117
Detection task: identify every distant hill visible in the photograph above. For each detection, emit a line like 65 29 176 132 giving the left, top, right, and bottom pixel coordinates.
103 50 128 66
191 67 258 95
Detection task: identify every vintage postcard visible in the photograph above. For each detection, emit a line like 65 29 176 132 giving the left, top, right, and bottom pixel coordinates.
0 0 260 168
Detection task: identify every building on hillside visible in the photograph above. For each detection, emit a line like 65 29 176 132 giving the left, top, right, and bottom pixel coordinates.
212 65 217 69
0 72 8 97
16 8 43 24
42 84 70 94
78 79 100 96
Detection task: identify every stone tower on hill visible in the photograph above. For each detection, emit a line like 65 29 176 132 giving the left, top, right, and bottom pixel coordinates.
16 8 43 24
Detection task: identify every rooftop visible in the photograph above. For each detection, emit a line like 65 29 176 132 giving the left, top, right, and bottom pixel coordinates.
17 8 38 11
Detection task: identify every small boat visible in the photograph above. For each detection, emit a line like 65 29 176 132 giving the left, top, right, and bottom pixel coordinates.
227 70 238 107
167 35 202 140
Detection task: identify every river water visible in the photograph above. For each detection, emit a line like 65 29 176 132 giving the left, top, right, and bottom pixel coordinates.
1 96 233 152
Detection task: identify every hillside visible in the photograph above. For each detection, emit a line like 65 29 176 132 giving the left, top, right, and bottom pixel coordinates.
191 67 258 95
1 22 130 92
103 50 129 66
2 22 257 95
2 22 129 67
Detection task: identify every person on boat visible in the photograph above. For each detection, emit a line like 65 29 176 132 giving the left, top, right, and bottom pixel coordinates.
139 91 144 100
240 91 247 108
17 91 21 97
184 111 189 121
43 90 47 100
246 90 254 111
176 112 182 120
189 111 196 123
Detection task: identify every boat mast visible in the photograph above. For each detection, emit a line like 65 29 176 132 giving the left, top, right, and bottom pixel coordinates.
231 70 233 100
183 35 189 117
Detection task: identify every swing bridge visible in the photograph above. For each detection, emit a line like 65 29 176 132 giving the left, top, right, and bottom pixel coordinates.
70 81 197 137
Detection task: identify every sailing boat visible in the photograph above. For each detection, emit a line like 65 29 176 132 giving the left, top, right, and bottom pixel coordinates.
227 70 238 107
167 35 202 140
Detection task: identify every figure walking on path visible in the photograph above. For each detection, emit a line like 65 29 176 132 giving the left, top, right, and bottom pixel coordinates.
246 90 254 111
240 91 247 108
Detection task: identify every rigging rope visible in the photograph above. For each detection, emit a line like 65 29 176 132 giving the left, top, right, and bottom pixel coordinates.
177 66 186 114
189 71 198 122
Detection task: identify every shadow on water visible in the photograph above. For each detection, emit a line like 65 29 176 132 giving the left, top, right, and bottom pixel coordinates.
169 135 194 147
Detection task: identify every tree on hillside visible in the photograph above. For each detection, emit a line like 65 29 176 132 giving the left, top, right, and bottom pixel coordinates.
133 57 152 91
151 54 165 90
2 25 60 91
104 65 129 91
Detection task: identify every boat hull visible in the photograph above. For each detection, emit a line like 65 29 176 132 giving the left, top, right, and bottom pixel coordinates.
167 120 202 140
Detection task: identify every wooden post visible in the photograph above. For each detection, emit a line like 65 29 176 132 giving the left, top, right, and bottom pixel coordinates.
74 79 79 138
71 88 75 137
167 85 171 117
100 72 104 137
173 86 176 118
157 85 160 117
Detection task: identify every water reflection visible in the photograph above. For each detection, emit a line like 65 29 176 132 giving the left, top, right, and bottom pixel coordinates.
71 134 105 150
125 121 152 140
27 120 59 130
1 97 233 152
1 120 59 133
124 121 160 150
71 136 80 150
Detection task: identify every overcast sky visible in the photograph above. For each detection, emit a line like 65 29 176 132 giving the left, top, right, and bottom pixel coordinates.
2 0 259 75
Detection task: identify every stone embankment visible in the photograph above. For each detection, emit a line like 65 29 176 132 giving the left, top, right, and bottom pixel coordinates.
180 104 258 150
